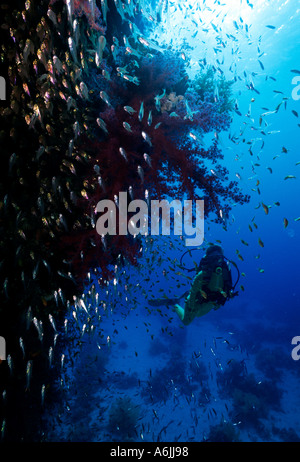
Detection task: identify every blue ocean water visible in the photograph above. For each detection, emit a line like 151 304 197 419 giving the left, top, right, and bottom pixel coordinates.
40 0 300 443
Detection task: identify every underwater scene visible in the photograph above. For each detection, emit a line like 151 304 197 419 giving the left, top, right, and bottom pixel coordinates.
0 0 300 446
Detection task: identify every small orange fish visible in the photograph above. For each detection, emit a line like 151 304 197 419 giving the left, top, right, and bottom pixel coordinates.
283 218 288 228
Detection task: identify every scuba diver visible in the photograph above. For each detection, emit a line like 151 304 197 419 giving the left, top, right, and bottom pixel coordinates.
149 244 239 326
